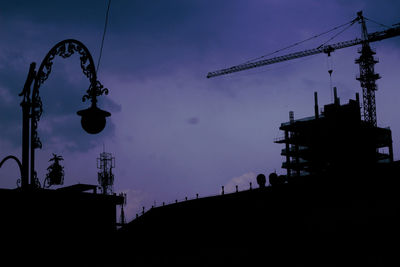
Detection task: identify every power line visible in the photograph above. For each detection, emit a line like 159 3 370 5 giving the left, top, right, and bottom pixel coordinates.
317 20 356 49
97 0 112 74
364 16 391 29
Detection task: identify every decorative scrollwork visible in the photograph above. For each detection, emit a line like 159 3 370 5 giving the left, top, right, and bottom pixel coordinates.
32 130 42 149
32 95 43 119
33 171 41 189
35 40 97 88
31 92 43 149
82 80 108 102
30 39 108 151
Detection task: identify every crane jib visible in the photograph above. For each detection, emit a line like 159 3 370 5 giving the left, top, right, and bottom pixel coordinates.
206 25 400 79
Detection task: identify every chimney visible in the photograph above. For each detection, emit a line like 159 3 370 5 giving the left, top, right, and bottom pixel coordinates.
314 91 319 119
355 92 360 107
333 87 340 105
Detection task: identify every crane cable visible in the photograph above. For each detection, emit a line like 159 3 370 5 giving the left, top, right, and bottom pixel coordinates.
97 0 112 74
245 19 356 64
317 20 356 49
327 54 334 102
364 17 391 29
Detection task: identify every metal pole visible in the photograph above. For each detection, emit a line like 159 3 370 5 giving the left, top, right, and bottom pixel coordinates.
21 100 30 188
20 63 36 189
30 109 36 187
314 91 319 119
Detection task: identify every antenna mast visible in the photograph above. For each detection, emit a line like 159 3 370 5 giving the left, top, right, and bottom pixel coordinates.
97 148 115 195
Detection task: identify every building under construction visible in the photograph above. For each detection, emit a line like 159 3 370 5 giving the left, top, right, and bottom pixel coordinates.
113 87 400 265
112 11 400 266
275 88 393 180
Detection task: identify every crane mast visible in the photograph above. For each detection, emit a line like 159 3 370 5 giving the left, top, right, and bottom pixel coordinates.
207 12 400 126
355 11 380 126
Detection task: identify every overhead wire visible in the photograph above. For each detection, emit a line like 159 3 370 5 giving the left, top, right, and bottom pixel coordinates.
364 16 391 29
316 20 357 48
97 0 112 74
315 20 358 103
244 19 356 64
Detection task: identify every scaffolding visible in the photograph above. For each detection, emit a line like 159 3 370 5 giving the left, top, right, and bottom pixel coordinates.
275 91 393 178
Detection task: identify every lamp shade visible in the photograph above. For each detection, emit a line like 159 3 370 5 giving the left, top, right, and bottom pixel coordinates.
77 104 111 134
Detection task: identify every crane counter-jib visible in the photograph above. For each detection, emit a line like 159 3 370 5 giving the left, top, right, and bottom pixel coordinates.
206 25 400 79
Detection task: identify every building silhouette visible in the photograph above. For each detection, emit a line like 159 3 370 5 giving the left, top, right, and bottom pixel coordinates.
0 184 123 265
1 91 400 266
275 89 393 179
114 92 400 266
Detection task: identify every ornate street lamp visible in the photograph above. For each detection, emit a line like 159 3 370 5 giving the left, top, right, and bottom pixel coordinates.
15 39 111 189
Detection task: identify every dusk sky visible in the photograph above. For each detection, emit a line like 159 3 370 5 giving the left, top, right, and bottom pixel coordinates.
1 0 400 220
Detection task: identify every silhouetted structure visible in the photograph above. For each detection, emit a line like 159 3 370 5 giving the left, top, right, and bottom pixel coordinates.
18 39 111 191
115 163 400 266
275 90 393 179
2 13 400 266
0 39 116 265
97 149 115 194
0 185 123 264
43 153 65 188
114 92 400 266
200 11 400 265
207 11 400 128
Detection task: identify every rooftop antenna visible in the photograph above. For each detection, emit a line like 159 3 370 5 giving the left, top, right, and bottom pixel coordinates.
97 146 115 195
118 192 127 227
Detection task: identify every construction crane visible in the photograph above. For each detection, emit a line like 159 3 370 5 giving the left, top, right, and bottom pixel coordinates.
207 11 400 127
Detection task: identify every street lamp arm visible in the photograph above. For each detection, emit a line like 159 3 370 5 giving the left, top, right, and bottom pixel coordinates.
33 39 107 104
35 39 96 87
30 39 110 149
0 155 23 180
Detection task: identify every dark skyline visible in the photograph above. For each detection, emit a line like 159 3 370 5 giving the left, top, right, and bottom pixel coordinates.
0 0 399 220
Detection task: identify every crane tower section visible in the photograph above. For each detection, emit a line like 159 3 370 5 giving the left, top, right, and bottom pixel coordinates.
355 11 380 127
97 150 115 195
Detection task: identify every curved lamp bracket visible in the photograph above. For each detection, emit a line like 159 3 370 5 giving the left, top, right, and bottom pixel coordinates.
34 39 109 101
30 39 109 146
0 155 23 186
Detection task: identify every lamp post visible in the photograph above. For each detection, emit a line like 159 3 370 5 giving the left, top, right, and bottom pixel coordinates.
15 39 111 189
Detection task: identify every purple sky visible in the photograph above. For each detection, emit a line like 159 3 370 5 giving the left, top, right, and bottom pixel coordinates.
1 0 400 220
